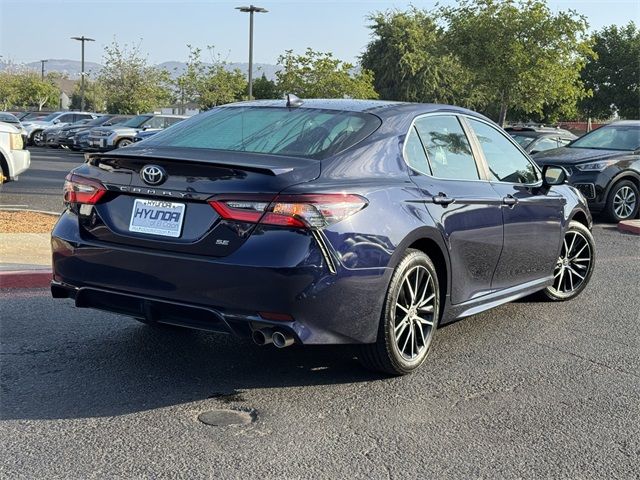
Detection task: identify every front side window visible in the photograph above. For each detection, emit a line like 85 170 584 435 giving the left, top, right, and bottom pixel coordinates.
58 114 75 123
143 116 166 129
413 115 479 180
469 119 539 184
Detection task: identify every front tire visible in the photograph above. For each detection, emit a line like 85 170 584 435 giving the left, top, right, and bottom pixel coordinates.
359 249 440 376
31 130 44 147
116 138 133 148
606 180 639 222
542 221 595 301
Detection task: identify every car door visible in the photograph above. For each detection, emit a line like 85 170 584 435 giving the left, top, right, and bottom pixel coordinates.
406 114 504 304
465 117 565 290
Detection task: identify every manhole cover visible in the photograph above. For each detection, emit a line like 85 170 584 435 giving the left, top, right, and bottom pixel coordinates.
198 409 256 426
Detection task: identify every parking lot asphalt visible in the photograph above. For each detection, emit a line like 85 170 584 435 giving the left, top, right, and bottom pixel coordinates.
1 225 639 479
0 147 84 213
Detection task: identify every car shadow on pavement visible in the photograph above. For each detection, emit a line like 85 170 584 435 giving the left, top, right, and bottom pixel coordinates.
1 317 388 421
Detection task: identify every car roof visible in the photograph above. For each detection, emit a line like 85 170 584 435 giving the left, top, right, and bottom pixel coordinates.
608 120 640 127
224 98 487 121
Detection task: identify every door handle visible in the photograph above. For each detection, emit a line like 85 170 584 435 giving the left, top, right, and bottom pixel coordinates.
502 195 518 206
432 193 455 205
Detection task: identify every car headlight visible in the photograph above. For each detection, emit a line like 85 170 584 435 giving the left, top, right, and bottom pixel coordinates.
575 160 618 172
10 132 24 150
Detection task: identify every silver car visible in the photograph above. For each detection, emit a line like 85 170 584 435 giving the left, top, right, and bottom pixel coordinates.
87 114 186 151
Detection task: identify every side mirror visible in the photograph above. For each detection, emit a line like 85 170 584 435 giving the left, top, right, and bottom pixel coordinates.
542 165 568 186
52 119 60 124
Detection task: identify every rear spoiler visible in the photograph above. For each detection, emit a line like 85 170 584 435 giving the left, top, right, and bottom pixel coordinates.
84 148 318 176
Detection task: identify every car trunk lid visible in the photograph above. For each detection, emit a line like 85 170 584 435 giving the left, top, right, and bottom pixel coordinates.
71 147 321 257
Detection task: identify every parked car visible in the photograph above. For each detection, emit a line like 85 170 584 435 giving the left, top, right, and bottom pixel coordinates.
0 121 30 185
533 120 640 221
58 115 132 150
0 112 27 145
22 111 98 146
505 126 577 154
51 99 595 376
87 114 187 151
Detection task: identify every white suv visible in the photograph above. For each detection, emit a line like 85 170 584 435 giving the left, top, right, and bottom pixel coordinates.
0 122 30 184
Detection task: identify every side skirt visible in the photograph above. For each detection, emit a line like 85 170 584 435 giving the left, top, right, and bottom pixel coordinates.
440 276 553 325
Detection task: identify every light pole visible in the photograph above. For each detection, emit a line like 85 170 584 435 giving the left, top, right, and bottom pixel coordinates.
40 59 48 80
235 5 268 100
71 36 95 111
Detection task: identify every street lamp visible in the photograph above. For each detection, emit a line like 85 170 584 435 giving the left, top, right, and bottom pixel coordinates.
40 59 48 80
71 36 95 111
235 5 268 100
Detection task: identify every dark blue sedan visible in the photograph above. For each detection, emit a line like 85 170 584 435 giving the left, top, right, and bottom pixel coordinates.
51 99 595 375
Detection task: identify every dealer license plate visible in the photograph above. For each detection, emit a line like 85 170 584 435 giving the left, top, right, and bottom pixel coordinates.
129 198 185 238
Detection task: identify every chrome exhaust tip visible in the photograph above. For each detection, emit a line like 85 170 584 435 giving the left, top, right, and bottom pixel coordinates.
272 331 294 348
251 328 274 346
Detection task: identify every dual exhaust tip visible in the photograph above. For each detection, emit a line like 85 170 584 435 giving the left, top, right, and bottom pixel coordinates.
252 328 295 348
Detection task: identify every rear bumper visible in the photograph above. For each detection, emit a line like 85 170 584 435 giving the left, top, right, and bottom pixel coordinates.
51 212 391 344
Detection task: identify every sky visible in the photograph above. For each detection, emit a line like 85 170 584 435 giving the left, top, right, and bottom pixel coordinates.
1 0 639 66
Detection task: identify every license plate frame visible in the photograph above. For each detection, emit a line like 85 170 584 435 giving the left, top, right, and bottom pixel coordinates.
128 198 186 238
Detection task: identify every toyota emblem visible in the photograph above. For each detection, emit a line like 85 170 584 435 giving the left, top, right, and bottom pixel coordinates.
140 165 166 185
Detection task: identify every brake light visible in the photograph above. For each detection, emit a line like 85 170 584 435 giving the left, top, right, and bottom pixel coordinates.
209 193 367 229
63 173 107 205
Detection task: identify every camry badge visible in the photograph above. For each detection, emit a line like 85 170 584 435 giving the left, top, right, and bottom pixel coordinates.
140 165 166 186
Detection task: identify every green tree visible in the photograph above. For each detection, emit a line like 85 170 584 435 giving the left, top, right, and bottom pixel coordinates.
0 72 20 110
199 64 247 108
5 72 60 110
251 73 278 99
97 40 172 114
361 8 485 107
174 45 204 111
441 0 593 125
276 48 378 99
70 79 107 112
579 22 640 119
173 45 247 110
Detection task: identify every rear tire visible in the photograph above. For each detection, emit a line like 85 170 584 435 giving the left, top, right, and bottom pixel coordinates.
359 249 440 376
542 221 595 301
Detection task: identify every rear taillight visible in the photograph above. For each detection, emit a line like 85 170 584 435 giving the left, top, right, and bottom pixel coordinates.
63 173 107 205
209 193 367 229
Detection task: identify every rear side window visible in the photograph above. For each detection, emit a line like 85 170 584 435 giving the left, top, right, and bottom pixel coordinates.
413 115 479 180
404 127 431 174
468 119 538 184
145 107 382 160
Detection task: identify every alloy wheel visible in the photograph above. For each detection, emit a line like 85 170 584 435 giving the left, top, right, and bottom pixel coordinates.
550 230 592 295
613 186 637 219
393 265 436 361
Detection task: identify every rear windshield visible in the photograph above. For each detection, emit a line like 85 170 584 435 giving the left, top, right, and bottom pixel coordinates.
0 113 20 124
144 106 382 159
509 134 535 148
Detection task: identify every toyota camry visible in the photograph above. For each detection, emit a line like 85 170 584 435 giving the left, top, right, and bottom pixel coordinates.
51 98 595 375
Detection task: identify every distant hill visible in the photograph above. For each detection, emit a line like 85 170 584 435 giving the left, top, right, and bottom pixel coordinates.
1 59 279 81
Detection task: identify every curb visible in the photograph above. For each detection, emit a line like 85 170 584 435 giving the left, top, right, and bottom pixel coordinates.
618 220 640 235
0 207 61 216
0 270 52 289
